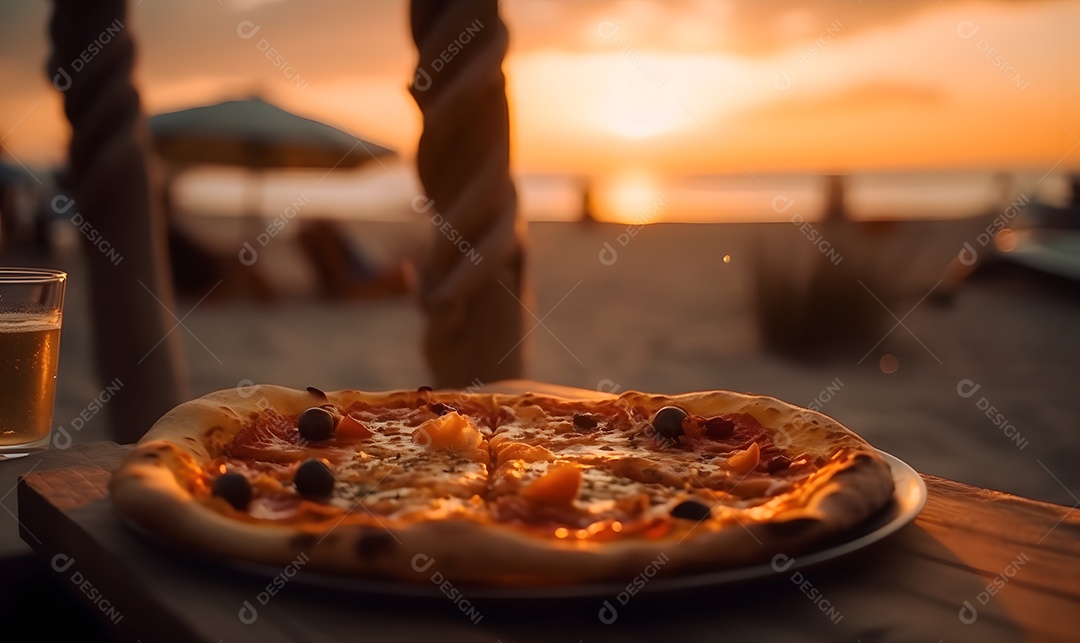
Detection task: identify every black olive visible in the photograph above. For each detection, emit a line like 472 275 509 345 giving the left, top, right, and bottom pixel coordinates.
417 385 433 393
298 407 336 442
671 500 713 521
573 413 600 431
429 402 456 416
212 472 252 510
767 455 792 473
306 386 328 400
295 459 335 499
651 406 687 440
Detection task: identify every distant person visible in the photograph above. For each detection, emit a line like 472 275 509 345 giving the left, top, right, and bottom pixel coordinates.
0 182 16 251
0 154 21 252
993 171 1014 207
579 178 597 224
822 174 848 223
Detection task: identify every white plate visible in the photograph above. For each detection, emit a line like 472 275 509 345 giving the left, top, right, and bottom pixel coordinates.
268 450 927 600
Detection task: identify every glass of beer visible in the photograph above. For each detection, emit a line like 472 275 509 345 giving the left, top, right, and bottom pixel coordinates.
0 268 66 459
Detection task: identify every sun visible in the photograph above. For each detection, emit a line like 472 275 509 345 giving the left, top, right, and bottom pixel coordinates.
597 62 687 139
600 170 665 222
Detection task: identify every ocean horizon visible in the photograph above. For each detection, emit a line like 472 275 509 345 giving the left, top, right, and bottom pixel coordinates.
22 157 1065 225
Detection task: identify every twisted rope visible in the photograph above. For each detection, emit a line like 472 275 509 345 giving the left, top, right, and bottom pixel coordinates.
48 0 186 441
410 0 528 386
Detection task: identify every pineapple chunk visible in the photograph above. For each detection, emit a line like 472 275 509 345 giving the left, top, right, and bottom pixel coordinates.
412 412 483 451
521 465 582 506
725 442 760 474
495 442 556 465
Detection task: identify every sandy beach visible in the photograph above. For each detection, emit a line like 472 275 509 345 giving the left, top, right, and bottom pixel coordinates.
43 216 1080 507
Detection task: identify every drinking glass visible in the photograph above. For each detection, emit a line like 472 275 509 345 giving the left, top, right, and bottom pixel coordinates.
0 268 66 458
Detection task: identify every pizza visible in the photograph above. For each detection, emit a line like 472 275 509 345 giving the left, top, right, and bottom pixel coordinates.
109 384 895 586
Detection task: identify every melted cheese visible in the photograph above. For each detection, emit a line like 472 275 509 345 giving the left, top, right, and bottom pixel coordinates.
222 397 816 532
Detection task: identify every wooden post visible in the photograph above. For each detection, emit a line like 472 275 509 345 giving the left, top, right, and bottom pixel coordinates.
47 0 187 442
409 0 529 388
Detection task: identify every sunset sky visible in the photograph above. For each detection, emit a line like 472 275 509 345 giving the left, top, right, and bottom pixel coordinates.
1 0 1078 181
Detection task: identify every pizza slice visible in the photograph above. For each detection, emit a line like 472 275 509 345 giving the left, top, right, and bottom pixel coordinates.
141 386 499 532
485 391 893 557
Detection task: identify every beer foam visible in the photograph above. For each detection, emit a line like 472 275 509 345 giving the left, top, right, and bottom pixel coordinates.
0 311 62 332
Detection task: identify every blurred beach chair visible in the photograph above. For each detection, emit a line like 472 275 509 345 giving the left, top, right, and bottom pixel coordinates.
295 218 412 301
166 220 276 303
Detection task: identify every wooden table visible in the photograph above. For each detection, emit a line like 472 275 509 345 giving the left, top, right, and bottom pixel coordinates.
14 446 1078 642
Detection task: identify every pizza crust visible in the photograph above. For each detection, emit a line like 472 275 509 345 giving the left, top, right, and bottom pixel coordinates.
110 385 894 585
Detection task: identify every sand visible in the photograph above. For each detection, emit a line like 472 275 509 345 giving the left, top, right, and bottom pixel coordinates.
43 216 1080 507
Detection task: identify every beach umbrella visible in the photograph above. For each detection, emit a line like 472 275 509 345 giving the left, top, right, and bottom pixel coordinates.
149 97 395 216
150 97 393 169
